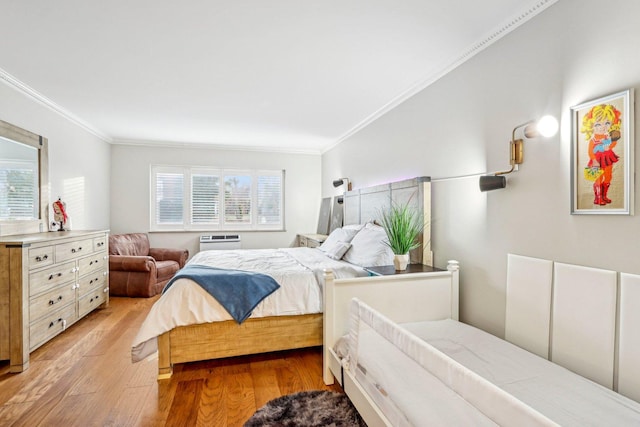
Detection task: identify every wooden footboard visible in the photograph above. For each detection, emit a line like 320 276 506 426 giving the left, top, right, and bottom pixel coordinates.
157 313 323 379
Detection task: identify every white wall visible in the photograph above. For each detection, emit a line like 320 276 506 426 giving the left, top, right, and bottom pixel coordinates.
0 84 110 230
322 0 640 337
110 143 321 256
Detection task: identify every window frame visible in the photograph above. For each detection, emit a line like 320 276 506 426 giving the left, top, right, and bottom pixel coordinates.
150 165 285 232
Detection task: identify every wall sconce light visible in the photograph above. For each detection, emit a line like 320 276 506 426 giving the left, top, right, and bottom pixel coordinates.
479 175 506 192
333 178 352 191
479 115 558 192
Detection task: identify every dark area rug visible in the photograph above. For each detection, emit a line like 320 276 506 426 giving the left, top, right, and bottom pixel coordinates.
244 390 367 427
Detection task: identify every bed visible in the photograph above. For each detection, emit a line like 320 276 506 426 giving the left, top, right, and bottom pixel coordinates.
324 254 640 426
132 176 433 379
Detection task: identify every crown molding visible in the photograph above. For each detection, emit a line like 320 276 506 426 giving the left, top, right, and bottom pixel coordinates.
0 67 112 142
324 0 559 154
111 138 322 156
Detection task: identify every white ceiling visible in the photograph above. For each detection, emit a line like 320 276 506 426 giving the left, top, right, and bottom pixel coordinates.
0 1 555 154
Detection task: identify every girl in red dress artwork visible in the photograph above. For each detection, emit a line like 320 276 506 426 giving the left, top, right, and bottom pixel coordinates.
581 104 622 205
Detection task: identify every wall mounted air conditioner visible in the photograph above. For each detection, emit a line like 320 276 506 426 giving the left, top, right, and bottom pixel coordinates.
199 234 241 251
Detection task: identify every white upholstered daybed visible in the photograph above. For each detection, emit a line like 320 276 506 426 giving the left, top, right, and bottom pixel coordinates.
323 254 640 426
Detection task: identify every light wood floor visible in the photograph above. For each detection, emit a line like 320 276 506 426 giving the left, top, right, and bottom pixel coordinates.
0 296 342 427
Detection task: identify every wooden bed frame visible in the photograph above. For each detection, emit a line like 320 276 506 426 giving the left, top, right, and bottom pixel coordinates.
155 176 432 379
323 254 640 426
157 313 323 379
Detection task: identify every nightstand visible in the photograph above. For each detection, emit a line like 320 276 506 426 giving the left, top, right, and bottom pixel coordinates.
364 264 444 276
297 233 328 248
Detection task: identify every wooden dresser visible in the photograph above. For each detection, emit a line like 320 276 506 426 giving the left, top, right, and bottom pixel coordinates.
0 230 109 372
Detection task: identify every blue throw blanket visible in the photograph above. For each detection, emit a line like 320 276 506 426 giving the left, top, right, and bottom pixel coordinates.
162 264 281 324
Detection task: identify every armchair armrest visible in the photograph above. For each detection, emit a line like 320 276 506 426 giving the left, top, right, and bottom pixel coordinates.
149 248 189 268
109 255 157 273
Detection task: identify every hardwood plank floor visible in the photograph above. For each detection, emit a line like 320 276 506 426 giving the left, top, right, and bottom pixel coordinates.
0 296 342 426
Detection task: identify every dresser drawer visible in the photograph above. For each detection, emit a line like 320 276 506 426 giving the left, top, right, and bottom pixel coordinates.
29 261 77 297
30 284 77 322
28 246 54 269
93 236 107 252
55 239 93 262
29 302 76 351
78 286 107 318
78 251 108 276
78 271 107 297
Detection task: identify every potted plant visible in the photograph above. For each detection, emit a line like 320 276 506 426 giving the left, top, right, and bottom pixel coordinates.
379 200 423 270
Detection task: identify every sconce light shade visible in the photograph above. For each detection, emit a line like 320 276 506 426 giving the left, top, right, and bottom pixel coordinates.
535 115 559 137
479 175 506 192
332 178 352 191
523 115 560 139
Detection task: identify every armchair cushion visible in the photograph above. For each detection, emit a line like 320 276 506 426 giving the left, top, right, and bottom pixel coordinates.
109 233 150 257
108 233 188 297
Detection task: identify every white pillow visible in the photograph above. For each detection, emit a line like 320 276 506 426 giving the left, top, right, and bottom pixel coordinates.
319 225 362 253
342 223 394 267
321 241 352 260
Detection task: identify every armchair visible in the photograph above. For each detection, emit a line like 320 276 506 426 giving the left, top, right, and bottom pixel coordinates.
108 233 189 297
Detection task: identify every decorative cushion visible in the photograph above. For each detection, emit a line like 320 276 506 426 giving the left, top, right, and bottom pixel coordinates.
319 224 362 253
322 241 352 260
342 223 394 267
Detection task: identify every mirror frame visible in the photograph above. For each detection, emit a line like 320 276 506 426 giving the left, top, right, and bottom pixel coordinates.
0 119 49 237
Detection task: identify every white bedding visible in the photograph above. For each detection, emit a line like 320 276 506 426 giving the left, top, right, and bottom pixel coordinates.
349 299 640 427
131 247 365 362
404 319 640 426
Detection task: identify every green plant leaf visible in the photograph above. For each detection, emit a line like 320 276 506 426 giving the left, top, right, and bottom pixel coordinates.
378 199 423 255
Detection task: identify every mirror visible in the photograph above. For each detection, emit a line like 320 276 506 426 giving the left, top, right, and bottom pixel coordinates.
0 120 49 237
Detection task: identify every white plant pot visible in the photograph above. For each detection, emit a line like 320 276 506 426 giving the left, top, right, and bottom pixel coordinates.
393 254 409 271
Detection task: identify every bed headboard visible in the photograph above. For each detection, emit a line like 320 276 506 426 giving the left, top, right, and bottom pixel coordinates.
505 253 640 403
342 176 432 266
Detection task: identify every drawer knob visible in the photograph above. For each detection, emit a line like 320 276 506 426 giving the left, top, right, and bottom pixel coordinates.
49 296 63 305
35 254 49 262
71 247 82 253
49 272 63 280
49 318 63 328
97 242 104 247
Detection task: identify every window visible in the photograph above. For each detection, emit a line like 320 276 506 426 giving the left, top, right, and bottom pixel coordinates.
0 160 38 220
151 166 284 231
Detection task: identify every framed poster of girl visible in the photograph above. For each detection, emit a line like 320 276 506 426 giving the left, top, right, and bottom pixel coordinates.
571 89 634 215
